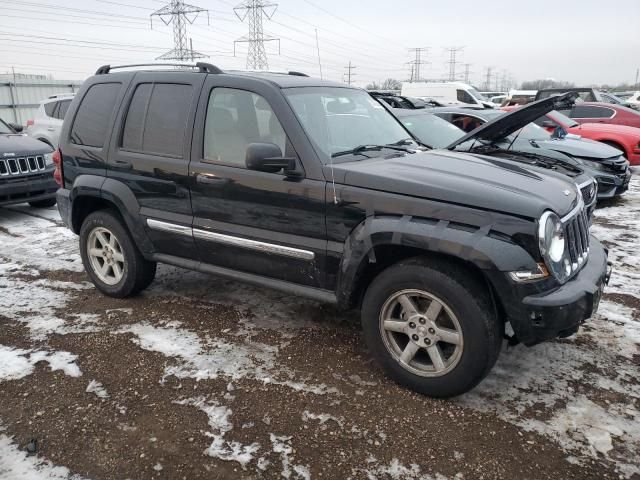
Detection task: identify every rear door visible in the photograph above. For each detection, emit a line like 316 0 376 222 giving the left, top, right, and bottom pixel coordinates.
107 72 205 260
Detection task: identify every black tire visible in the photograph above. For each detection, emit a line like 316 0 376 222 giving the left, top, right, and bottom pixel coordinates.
79 209 156 298
361 257 502 398
29 198 57 208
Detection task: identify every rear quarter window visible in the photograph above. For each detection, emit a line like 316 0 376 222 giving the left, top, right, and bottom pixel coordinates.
44 101 56 117
70 83 121 148
571 105 615 119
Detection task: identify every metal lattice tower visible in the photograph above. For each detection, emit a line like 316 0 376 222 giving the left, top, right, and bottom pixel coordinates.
406 47 429 82
444 46 464 81
234 0 279 70
151 0 209 61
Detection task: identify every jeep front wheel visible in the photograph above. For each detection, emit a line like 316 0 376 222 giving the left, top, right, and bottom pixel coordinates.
79 210 156 298
361 258 502 398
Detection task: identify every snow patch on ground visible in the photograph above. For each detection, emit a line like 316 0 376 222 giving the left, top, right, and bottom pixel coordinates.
175 397 259 468
0 345 82 381
119 322 340 395
86 380 109 399
0 431 87 480
358 455 459 480
268 434 311 480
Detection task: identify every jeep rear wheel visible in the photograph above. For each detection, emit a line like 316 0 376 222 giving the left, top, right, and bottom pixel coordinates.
79 210 156 298
361 258 502 398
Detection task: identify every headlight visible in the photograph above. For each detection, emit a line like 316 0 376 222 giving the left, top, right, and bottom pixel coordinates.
44 152 54 165
538 211 570 283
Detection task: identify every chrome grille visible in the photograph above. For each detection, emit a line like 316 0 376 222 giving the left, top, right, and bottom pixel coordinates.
579 180 597 207
0 156 46 177
563 202 590 275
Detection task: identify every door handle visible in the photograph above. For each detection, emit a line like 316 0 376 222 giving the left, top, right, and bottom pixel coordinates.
197 173 222 185
47 127 55 131
113 160 132 170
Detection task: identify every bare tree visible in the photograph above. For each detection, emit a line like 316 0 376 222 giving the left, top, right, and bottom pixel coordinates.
520 79 575 90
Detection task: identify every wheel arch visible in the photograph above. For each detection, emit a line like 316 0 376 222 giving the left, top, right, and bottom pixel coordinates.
69 175 155 256
336 215 536 315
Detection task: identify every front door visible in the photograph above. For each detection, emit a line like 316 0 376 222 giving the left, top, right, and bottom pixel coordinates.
189 78 327 287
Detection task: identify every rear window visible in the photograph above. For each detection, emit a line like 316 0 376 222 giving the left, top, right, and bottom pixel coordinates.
571 105 615 119
121 83 193 157
44 101 56 117
70 83 121 148
55 99 72 120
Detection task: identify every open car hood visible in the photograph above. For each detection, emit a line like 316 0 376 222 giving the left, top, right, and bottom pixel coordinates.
446 92 578 149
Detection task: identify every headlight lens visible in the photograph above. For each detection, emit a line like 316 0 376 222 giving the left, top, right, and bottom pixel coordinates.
44 152 54 165
538 211 568 283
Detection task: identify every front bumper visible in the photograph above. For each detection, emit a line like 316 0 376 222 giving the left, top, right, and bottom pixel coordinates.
0 171 57 206
594 168 631 199
517 237 610 345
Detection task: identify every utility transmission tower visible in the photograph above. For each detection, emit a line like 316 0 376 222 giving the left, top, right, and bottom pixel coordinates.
343 61 356 85
151 0 209 61
234 0 280 70
483 66 494 91
444 46 464 81
463 63 472 84
406 47 429 82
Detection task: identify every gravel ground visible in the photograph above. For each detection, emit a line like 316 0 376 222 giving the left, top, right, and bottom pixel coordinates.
1 172 638 480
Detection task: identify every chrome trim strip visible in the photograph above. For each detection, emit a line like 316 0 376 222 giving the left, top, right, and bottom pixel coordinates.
193 228 315 261
146 219 192 236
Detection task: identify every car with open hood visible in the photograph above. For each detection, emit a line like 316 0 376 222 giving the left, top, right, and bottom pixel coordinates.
55 63 610 398
385 100 598 216
426 95 631 201
0 117 57 208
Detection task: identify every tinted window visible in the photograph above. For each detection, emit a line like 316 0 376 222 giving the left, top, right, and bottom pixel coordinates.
571 105 614 119
44 101 56 117
121 83 193 157
204 88 287 168
56 99 71 119
70 83 121 148
456 89 475 104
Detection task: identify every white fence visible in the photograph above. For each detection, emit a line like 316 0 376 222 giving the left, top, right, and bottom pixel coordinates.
0 73 84 126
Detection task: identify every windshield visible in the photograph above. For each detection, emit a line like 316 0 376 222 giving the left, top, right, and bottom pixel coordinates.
0 119 13 134
547 110 579 128
469 88 487 102
399 113 464 148
284 87 415 160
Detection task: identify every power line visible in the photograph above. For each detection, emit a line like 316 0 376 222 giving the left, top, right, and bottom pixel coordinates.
407 47 429 82
444 46 464 81
151 0 209 61
343 61 356 85
234 0 279 70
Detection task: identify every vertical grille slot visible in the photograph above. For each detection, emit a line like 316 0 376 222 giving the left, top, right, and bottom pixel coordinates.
0 159 7 175
18 157 28 173
8 158 18 173
28 157 37 171
36 156 45 169
564 203 590 276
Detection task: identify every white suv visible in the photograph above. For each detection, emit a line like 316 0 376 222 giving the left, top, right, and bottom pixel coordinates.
26 93 75 148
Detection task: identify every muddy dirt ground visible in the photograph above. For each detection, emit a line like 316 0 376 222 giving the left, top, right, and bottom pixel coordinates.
1 173 638 479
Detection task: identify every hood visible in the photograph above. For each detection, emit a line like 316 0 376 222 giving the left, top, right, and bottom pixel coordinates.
447 92 578 149
571 122 640 137
328 150 578 219
0 134 52 156
532 137 623 160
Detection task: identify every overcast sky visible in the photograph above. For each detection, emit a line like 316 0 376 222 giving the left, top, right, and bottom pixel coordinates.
0 0 638 88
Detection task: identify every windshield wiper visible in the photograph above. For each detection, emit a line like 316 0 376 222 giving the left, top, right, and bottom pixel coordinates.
331 143 416 158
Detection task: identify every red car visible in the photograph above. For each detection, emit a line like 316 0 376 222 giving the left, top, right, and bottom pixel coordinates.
503 107 640 165
559 102 640 129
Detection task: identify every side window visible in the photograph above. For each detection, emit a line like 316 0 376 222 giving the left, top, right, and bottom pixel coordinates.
571 105 614 118
56 99 71 120
44 101 56 117
121 83 193 157
456 89 475 104
203 88 287 169
70 83 121 148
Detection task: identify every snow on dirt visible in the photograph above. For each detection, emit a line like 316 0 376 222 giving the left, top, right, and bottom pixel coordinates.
0 173 639 478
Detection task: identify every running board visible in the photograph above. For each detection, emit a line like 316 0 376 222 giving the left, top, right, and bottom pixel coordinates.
151 253 338 305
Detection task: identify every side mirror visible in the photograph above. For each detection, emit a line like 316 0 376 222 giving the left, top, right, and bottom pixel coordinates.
245 142 295 174
8 122 23 132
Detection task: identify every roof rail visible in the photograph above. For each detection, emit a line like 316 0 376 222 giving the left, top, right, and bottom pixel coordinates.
288 71 308 77
95 63 224 75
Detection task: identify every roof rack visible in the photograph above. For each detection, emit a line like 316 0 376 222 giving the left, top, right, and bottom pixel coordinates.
95 62 224 75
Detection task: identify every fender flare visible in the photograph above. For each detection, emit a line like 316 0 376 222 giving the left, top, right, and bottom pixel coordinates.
69 175 155 256
336 215 537 307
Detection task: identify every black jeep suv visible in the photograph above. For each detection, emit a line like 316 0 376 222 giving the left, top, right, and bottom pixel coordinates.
0 118 57 208
55 63 611 397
